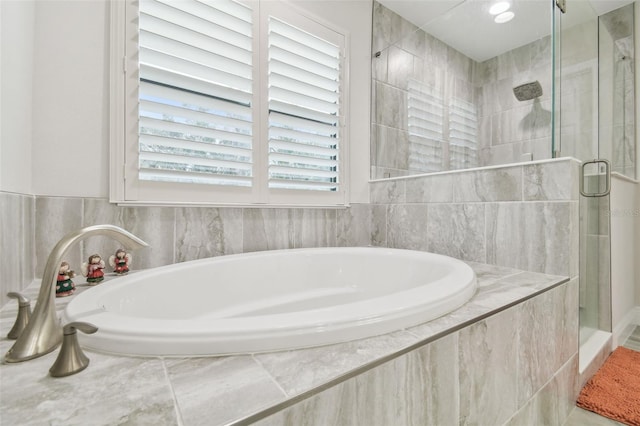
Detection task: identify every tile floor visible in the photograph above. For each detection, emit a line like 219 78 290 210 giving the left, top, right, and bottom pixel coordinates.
563 326 640 426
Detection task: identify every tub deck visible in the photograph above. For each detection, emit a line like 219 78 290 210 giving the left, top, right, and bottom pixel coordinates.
0 261 568 425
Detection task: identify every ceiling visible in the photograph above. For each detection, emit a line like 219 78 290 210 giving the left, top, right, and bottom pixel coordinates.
377 0 635 62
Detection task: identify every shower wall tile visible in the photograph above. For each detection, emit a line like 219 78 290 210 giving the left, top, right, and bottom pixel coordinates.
82 199 175 270
497 43 532 81
175 207 243 262
336 204 372 247
523 160 580 201
256 333 459 426
242 208 294 253
35 196 83 276
427 203 486 263
164 356 286 426
0 192 35 306
458 306 518 425
373 123 409 170
486 201 575 276
374 81 407 130
453 167 522 202
293 209 337 248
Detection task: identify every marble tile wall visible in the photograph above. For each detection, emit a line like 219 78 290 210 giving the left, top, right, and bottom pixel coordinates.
0 192 35 307
256 278 579 426
371 1 554 179
13 198 372 285
371 159 581 278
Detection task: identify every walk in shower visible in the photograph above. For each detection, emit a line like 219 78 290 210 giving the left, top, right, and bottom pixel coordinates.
371 0 636 368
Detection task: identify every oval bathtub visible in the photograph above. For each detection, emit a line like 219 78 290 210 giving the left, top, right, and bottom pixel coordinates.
64 247 477 357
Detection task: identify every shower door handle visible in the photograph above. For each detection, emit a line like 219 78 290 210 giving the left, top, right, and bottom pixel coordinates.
580 159 611 197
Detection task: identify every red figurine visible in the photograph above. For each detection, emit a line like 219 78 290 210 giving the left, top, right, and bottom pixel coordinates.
82 254 105 285
109 248 132 275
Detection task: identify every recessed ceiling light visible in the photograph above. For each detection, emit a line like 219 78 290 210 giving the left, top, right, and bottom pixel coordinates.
489 1 511 15
494 11 515 23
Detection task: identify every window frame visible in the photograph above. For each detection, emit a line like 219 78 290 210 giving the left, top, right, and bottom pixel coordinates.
109 0 350 207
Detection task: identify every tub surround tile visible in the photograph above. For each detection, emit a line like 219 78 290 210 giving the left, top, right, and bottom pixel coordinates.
336 204 373 247
0 261 571 426
427 203 486 263
0 192 35 307
0 337 177 426
35 196 83 277
517 279 579 406
370 178 405 204
165 356 286 426
405 174 453 203
175 207 243 261
293 209 337 248
370 204 388 247
386 204 429 251
458 307 519 426
453 167 522 202
257 334 459 426
507 355 580 426
82 199 175 270
242 208 295 252
255 331 418 397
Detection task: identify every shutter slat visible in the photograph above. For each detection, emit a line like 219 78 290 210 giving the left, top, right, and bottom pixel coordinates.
140 134 252 160
140 31 251 79
270 46 338 81
141 48 251 92
140 117 252 149
140 99 252 136
139 0 254 186
269 139 337 158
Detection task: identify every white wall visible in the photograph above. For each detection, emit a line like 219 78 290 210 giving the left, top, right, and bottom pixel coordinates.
610 176 638 333
31 0 110 197
22 0 372 201
0 0 35 194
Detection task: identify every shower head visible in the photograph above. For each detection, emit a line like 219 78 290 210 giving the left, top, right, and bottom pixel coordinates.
513 81 543 101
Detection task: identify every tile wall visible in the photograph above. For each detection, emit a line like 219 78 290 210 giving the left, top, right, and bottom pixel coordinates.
0 194 373 305
256 278 579 426
370 158 580 278
371 1 553 179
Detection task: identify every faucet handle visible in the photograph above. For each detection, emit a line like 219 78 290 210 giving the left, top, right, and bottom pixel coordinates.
6 292 32 339
49 322 98 378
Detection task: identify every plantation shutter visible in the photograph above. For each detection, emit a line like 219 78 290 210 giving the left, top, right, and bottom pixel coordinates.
267 17 341 192
138 0 254 187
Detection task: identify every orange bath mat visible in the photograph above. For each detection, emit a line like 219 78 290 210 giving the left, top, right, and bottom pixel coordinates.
577 346 640 426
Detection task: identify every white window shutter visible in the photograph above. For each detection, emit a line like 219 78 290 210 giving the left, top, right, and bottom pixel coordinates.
267 16 342 192
138 0 254 187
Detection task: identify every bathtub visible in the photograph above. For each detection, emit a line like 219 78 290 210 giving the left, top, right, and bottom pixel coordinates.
64 247 477 357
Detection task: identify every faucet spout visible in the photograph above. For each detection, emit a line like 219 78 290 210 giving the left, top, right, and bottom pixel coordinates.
4 225 148 363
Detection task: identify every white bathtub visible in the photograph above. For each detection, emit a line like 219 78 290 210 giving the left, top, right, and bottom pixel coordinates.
64 247 477 357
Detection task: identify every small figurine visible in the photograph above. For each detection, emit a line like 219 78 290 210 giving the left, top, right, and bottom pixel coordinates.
82 254 105 285
56 261 76 297
109 248 132 275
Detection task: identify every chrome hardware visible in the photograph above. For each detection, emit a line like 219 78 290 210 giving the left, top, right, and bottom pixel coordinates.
4 225 148 363
580 159 611 198
49 322 98 377
6 292 32 340
556 0 566 13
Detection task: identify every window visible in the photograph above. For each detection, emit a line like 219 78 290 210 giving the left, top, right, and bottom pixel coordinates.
110 0 347 206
